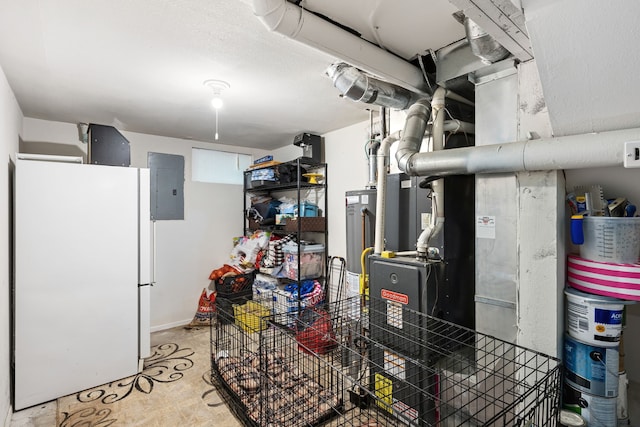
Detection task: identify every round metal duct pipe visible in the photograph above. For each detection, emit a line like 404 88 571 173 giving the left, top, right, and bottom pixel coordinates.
464 17 510 64
326 62 422 110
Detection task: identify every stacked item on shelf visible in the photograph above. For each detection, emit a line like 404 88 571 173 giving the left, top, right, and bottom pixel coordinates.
566 188 640 426
272 280 324 327
252 273 278 304
282 241 325 280
260 233 295 270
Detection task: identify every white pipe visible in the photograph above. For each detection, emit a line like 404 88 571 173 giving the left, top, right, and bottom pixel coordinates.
16 153 83 164
443 119 475 135
374 130 402 254
416 88 447 256
395 251 418 257
250 0 429 94
399 127 639 177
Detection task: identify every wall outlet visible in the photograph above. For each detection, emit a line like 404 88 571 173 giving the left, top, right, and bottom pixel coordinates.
624 141 640 168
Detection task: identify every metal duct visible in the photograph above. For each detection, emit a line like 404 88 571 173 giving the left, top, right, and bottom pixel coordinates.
326 62 423 110
396 124 640 177
251 0 428 94
464 17 510 64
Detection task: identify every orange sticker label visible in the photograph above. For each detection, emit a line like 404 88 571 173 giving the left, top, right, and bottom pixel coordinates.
381 289 409 305
595 325 606 333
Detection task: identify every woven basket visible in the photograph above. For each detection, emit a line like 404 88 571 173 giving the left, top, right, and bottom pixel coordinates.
284 217 326 232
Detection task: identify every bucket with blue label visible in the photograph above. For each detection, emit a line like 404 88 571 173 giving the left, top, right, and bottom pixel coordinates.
565 287 625 347
563 383 617 427
564 334 619 397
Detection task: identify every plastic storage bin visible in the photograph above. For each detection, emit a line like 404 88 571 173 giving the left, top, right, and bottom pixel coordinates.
295 202 318 217
280 202 318 217
233 301 270 333
282 243 325 280
579 216 640 263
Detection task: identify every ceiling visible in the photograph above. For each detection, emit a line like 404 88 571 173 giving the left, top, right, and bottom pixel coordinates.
2 0 640 151
0 0 466 150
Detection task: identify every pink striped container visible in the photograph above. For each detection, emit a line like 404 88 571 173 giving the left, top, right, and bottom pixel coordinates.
567 254 640 301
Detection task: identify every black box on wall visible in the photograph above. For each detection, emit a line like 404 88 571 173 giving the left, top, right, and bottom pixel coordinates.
293 133 323 163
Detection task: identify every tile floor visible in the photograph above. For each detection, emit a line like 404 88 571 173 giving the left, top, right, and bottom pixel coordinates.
9 324 640 426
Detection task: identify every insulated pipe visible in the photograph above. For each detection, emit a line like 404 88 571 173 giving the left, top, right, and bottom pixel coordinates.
464 17 510 65
396 126 639 177
374 130 402 254
326 63 424 110
251 0 428 94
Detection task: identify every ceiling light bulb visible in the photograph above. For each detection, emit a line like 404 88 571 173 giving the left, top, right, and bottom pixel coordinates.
211 96 223 109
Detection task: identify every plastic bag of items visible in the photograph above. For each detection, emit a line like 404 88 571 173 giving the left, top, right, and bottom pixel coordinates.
253 273 278 304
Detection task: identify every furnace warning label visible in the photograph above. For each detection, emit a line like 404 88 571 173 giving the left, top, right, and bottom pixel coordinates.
386 301 403 329
375 373 393 413
476 215 496 239
384 350 406 380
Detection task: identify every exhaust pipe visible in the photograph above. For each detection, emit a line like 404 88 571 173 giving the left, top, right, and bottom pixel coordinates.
326 62 423 110
464 17 510 64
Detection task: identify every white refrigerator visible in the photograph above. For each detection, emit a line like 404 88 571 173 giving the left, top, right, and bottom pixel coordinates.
13 155 152 410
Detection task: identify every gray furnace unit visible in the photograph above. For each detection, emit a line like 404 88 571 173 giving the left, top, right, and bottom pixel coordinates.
345 174 438 274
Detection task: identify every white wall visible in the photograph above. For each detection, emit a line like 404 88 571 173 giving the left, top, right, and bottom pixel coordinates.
21 118 269 330
0 65 23 426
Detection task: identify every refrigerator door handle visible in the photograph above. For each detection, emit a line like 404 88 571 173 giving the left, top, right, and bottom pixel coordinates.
138 284 151 359
138 169 152 360
152 220 157 286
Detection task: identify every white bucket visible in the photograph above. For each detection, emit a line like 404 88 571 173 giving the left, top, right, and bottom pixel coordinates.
580 217 640 264
563 384 617 427
560 410 586 426
565 288 624 347
564 334 619 397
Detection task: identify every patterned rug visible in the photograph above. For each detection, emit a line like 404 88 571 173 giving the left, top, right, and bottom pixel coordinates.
56 326 241 427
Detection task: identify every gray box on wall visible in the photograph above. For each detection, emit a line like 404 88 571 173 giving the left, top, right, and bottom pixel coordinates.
89 124 131 167
148 152 184 220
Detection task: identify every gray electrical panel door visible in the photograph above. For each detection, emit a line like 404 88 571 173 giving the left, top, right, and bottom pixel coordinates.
148 152 184 220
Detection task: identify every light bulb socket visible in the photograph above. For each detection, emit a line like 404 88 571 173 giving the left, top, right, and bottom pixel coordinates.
203 79 230 92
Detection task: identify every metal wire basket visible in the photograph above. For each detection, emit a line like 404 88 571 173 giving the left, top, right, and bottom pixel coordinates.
210 295 562 426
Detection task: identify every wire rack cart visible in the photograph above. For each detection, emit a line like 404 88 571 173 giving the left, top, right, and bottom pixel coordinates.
210 296 562 426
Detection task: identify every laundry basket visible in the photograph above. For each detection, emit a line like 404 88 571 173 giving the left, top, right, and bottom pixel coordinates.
579 216 640 263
